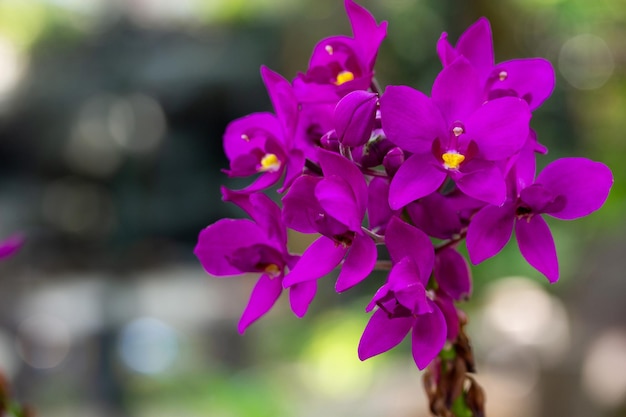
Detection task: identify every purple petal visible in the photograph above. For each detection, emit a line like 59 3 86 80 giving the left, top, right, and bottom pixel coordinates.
436 32 458 67
358 308 413 361
367 177 393 234
455 160 507 206
282 175 324 234
222 189 285 245
317 149 368 216
385 216 434 283
464 97 531 161
388 153 447 210
289 281 318 318
238 273 283 334
335 90 378 147
490 58 555 110
389 258 431 314
336 233 377 292
431 57 483 123
261 66 298 141
411 301 447 370
282 236 348 287
434 247 472 300
345 0 388 69
455 17 494 80
536 158 613 220
223 113 282 161
316 175 362 232
380 85 446 154
195 219 267 276
434 293 460 341
278 148 306 193
466 203 515 264
515 215 559 282
406 192 463 239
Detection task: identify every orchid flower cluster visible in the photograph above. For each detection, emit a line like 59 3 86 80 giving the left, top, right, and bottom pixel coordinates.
195 0 613 373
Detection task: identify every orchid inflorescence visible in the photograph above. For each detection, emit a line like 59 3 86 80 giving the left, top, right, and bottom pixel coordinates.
195 0 612 382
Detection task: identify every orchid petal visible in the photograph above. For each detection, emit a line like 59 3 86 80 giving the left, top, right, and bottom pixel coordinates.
411 301 447 370
515 215 559 282
455 160 507 206
380 86 446 154
491 58 555 110
464 97 531 161
316 175 362 231
432 57 483 122
435 247 472 301
335 90 378 147
318 149 368 216
434 293 460 341
289 281 318 318
345 0 388 69
223 113 282 161
195 219 267 276
336 233 377 292
367 177 393 234
238 273 283 334
385 216 434 283
436 32 458 67
282 175 324 234
261 66 298 140
536 158 613 220
455 17 494 80
358 308 413 361
466 203 515 264
282 236 348 287
388 153 446 210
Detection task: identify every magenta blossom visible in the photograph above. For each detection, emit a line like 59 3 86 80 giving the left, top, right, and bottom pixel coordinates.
466 157 613 282
293 0 387 102
437 17 555 111
380 57 531 209
358 217 445 370
281 148 376 293
194 191 316 330
223 66 304 193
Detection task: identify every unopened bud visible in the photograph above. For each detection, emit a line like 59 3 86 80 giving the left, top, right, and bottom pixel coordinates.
334 90 378 147
383 147 404 177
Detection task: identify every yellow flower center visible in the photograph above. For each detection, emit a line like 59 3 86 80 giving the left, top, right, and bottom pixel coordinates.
259 153 281 172
442 152 465 169
264 264 281 277
335 71 355 86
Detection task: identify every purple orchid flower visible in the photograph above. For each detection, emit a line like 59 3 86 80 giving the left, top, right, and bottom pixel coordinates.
358 216 446 370
466 157 613 282
293 0 387 102
281 148 376 294
223 66 304 193
292 0 387 160
437 17 555 111
380 57 531 209
194 191 316 331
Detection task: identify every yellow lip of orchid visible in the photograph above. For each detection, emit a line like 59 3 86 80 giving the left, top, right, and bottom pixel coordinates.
442 151 465 170
259 153 281 173
264 263 281 277
335 71 355 86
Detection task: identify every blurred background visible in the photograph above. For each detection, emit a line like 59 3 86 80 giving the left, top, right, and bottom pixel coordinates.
0 0 624 416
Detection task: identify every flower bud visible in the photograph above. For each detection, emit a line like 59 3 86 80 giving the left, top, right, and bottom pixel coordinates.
334 90 378 147
383 146 404 177
320 130 340 153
